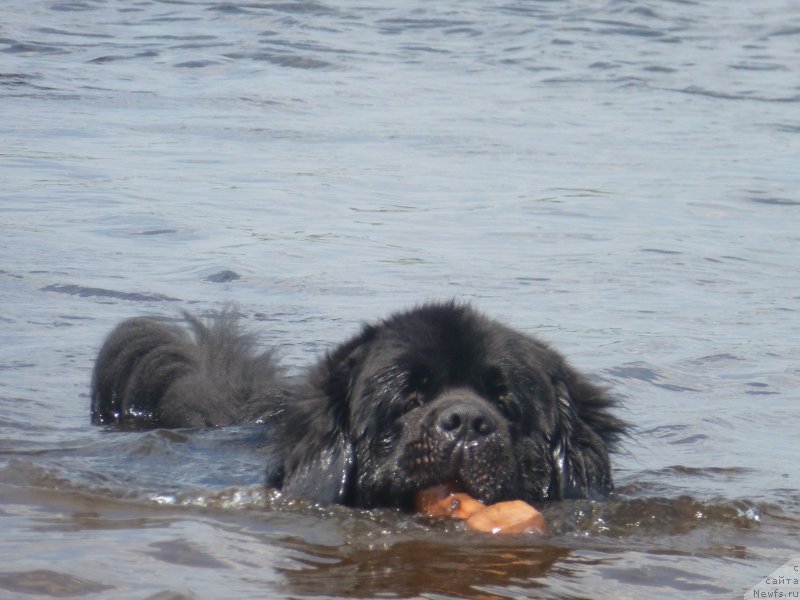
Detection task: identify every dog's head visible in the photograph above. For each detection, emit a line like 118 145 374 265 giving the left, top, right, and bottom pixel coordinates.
278 302 625 509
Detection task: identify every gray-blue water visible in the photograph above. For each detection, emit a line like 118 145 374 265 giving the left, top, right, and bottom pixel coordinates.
1 1 799 598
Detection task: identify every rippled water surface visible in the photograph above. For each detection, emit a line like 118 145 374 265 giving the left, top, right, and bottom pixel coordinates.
2 0 799 598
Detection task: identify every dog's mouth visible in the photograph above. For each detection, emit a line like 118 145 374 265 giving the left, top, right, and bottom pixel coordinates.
399 461 511 508
415 480 464 499
398 435 515 507
413 481 468 513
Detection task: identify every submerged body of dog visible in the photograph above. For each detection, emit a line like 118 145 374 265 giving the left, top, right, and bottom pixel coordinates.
91 302 625 510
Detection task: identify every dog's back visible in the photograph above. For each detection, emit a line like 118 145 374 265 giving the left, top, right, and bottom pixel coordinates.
91 312 286 428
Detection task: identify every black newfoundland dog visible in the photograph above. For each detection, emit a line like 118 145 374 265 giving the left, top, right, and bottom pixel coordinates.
91 302 625 510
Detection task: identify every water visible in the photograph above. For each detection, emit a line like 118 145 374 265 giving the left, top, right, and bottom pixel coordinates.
1 0 799 598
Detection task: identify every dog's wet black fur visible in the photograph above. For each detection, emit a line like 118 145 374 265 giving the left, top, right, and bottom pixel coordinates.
91 302 626 509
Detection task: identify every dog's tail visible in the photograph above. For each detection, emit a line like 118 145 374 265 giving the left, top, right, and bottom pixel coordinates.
90 311 286 428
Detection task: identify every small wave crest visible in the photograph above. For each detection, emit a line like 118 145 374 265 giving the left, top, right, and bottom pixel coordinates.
149 486 280 510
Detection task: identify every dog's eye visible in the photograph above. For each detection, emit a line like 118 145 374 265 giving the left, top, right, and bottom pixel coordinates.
409 367 431 392
482 366 508 399
495 397 521 422
402 392 424 414
482 366 521 421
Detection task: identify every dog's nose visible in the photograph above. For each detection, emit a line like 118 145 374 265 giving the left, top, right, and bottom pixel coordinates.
437 403 497 441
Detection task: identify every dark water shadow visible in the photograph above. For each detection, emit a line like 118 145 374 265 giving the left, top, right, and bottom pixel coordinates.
276 536 566 599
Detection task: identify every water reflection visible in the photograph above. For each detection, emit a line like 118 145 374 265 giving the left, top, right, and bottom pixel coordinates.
278 537 566 599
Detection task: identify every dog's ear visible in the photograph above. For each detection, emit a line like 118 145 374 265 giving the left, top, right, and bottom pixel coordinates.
279 327 376 505
549 373 625 499
280 414 355 504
